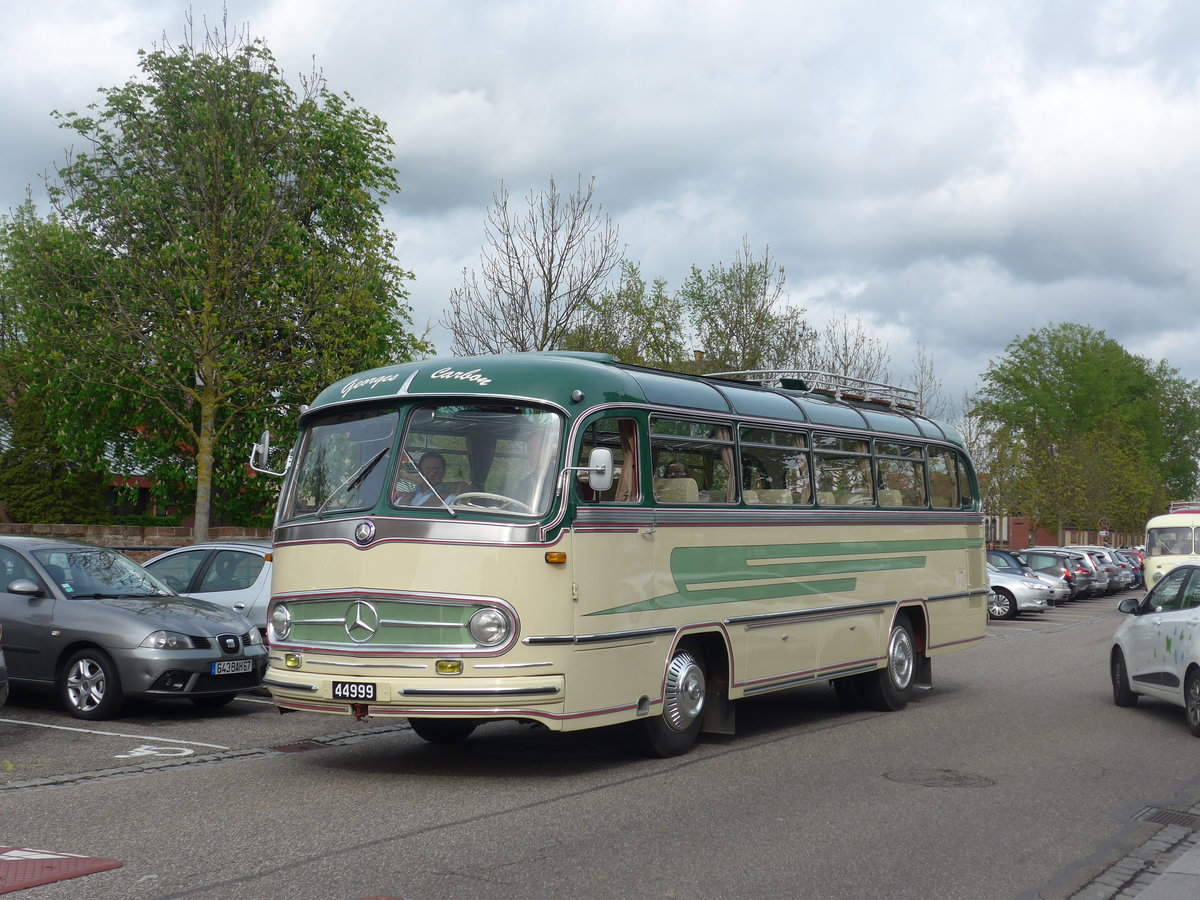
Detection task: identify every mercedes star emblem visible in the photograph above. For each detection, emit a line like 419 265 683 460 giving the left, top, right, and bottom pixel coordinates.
354 520 376 545
345 600 381 643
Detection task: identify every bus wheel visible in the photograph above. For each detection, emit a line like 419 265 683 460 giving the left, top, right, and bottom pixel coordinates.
408 717 478 744
636 648 706 758
864 618 917 712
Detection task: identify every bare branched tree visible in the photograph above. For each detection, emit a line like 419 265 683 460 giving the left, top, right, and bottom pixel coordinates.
805 313 892 384
908 341 948 417
443 175 622 354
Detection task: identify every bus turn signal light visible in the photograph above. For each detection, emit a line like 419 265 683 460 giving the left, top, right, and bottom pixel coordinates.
545 551 567 564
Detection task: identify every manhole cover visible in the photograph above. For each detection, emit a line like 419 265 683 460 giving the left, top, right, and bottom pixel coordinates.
884 768 996 788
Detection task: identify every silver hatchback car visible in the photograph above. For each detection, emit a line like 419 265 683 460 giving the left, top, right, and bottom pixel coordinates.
0 536 267 719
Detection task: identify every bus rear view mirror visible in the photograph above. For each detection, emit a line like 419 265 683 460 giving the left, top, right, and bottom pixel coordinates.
587 447 615 493
249 429 289 476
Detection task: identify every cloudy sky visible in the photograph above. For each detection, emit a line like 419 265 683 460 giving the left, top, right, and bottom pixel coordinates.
3 0 1198 409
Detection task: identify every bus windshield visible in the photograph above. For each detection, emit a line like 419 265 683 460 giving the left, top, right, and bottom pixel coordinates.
283 408 399 521
391 402 562 516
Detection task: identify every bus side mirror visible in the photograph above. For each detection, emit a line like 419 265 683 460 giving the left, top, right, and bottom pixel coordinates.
587 447 615 493
249 429 289 477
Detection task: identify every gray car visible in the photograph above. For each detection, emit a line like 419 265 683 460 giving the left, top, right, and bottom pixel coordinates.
0 623 7 708
0 536 267 720
987 563 1053 619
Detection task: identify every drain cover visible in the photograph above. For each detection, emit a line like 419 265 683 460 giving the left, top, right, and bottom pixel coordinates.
884 769 996 788
0 847 122 893
1134 807 1200 830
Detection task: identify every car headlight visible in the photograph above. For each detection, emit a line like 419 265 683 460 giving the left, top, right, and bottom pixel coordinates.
140 630 198 650
468 607 512 646
244 627 263 646
269 604 292 642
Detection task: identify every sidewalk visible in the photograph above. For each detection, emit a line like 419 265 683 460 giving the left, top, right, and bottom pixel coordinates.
1070 816 1200 899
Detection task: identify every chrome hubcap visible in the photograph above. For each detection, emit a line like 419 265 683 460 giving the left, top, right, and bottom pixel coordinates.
66 659 106 712
888 627 915 690
663 651 705 733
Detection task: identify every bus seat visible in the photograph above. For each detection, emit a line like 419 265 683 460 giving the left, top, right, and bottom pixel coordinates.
756 489 792 504
817 491 835 506
878 489 902 507
742 489 759 504
654 477 699 503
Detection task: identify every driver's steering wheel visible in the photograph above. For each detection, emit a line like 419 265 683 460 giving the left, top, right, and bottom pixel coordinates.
452 491 534 513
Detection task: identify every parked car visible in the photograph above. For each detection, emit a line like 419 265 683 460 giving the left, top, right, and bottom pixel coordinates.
1111 562 1200 735
143 540 272 632
1113 549 1145 589
0 623 7 708
0 536 267 719
987 563 1053 620
1036 546 1110 595
1070 546 1131 593
986 549 1035 577
1015 549 1094 599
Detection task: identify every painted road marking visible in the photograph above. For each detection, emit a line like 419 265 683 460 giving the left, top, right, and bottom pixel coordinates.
0 718 229 750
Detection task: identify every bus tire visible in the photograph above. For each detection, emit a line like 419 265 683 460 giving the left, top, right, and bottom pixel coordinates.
864 617 917 712
408 717 478 744
636 647 706 758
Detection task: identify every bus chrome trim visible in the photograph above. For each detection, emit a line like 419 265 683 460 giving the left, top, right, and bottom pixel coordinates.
264 677 319 692
473 661 554 670
274 517 552 548
729 600 893 628
400 686 561 697
524 626 677 646
304 659 429 670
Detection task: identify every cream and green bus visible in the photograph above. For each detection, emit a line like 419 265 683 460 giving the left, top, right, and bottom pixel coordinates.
254 353 987 756
1144 502 1200 585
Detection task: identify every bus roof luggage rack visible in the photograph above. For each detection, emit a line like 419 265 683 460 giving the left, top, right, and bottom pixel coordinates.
704 369 921 412
1168 500 1200 513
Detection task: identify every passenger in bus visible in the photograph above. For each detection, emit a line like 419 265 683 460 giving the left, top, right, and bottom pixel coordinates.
665 460 688 478
394 451 464 506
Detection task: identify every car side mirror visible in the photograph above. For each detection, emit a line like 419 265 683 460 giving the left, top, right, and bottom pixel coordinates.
1117 597 1140 614
8 578 44 597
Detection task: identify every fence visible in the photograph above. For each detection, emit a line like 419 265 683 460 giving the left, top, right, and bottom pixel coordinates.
0 523 271 562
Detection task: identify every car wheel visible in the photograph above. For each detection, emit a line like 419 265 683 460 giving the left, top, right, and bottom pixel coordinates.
1186 671 1200 737
60 648 124 720
407 717 479 744
863 616 918 711
988 589 1017 620
191 693 239 708
1111 648 1139 708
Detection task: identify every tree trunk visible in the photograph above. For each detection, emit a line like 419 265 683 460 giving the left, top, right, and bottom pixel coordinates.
193 384 216 542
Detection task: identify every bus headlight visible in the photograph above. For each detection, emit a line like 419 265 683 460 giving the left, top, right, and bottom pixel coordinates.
468 607 512 646
270 604 292 642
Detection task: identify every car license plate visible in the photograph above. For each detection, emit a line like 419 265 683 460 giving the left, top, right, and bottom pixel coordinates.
211 659 254 675
332 681 376 701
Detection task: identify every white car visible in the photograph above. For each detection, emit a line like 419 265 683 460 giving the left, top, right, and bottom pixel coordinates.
143 541 272 632
1111 563 1200 735
987 563 1053 620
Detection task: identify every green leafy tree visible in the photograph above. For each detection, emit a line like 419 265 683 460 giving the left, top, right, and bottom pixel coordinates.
2 24 428 537
561 261 688 368
974 323 1198 533
677 238 813 373
0 390 107 524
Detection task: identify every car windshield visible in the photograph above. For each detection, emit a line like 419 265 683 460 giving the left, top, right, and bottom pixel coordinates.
33 548 172 598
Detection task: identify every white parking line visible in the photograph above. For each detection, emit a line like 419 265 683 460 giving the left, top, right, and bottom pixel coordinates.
0 718 230 750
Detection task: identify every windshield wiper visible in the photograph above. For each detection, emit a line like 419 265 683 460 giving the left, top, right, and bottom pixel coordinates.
316 447 390 518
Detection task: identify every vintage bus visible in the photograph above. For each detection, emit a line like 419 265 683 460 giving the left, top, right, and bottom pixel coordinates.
253 353 987 756
1144 502 1200 585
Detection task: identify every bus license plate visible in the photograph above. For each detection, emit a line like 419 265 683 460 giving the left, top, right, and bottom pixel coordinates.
332 681 376 701
211 659 254 675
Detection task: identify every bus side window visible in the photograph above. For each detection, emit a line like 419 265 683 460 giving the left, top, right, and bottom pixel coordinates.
577 417 639 503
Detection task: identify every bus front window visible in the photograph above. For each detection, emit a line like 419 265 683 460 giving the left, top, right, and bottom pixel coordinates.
283 408 399 521
391 403 563 516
